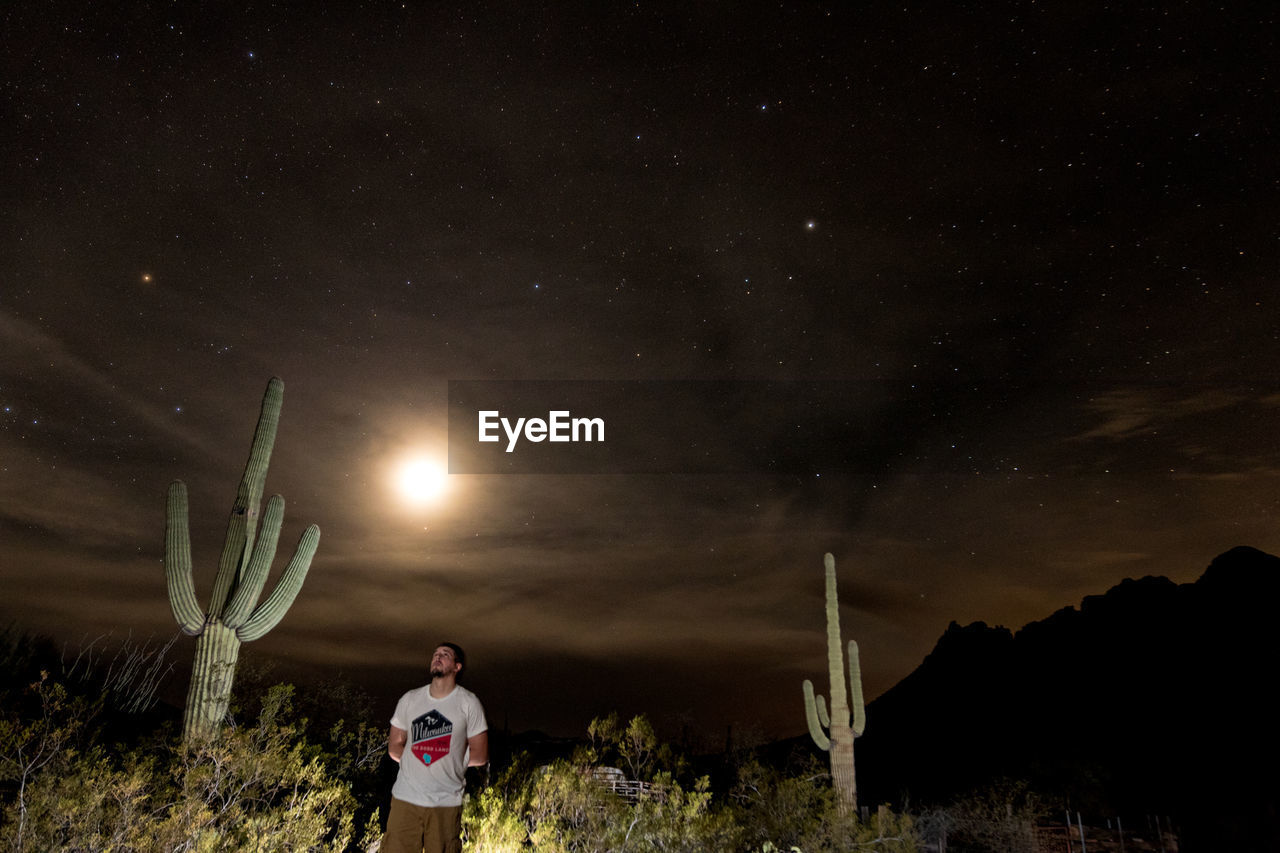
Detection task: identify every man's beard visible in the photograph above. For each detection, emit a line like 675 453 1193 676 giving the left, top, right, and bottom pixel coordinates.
430 665 446 680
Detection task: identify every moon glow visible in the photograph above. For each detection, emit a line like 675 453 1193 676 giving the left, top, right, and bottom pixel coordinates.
397 458 448 504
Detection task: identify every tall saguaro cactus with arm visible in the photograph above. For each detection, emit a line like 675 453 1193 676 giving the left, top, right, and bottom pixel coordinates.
164 377 320 742
802 552 866 814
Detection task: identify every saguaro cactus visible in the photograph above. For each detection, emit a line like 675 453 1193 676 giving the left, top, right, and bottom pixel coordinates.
802 552 866 814
164 377 320 742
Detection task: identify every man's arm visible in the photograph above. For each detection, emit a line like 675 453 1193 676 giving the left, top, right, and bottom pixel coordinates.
388 725 407 763
467 730 489 766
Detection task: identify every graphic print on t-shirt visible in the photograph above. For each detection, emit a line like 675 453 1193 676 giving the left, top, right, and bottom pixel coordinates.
410 709 453 766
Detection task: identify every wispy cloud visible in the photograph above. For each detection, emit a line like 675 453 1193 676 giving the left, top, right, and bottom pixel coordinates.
0 310 215 456
1074 387 1248 441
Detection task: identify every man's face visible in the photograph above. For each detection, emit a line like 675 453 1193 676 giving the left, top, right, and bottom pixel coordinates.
429 646 461 679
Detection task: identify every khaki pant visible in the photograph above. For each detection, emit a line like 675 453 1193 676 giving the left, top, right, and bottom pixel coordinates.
381 798 462 853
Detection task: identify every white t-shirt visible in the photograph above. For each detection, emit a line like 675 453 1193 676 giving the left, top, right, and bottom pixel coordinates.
390 683 488 807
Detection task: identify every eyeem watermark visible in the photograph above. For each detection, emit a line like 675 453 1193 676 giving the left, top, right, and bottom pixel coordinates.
450 379 1033 474
478 410 605 452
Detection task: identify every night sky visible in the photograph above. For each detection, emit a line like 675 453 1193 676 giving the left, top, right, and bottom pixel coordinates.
3 2 1277 741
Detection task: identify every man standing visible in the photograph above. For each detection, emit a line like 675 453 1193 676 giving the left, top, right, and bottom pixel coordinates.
383 642 489 853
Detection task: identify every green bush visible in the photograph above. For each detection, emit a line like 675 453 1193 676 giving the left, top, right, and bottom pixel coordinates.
731 755 918 853
914 779 1047 853
464 714 918 853
0 677 376 852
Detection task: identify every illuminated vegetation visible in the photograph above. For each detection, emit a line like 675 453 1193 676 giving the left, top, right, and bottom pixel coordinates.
0 655 919 852
0 632 1068 852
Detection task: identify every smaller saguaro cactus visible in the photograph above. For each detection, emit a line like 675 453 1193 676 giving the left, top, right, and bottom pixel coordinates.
164 377 319 742
802 552 866 814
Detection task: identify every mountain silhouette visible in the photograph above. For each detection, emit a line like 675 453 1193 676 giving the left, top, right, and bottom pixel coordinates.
855 545 1280 852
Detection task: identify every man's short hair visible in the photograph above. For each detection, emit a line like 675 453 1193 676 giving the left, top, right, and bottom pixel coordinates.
439 641 466 671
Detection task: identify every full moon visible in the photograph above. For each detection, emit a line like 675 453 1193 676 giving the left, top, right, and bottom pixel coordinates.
397 458 448 504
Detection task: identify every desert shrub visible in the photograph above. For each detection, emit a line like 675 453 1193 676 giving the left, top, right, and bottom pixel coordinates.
471 759 741 853
464 780 529 853
58 632 177 716
465 714 917 853
525 758 630 853
464 714 735 853
731 754 917 853
617 771 740 852
918 778 1046 853
149 684 363 851
0 676 377 852
731 755 833 849
0 672 97 853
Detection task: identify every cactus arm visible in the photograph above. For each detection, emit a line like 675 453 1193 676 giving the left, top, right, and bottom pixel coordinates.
802 679 832 751
236 524 320 642
164 481 206 635
208 518 249 620
223 494 284 628
208 377 283 616
848 640 866 736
